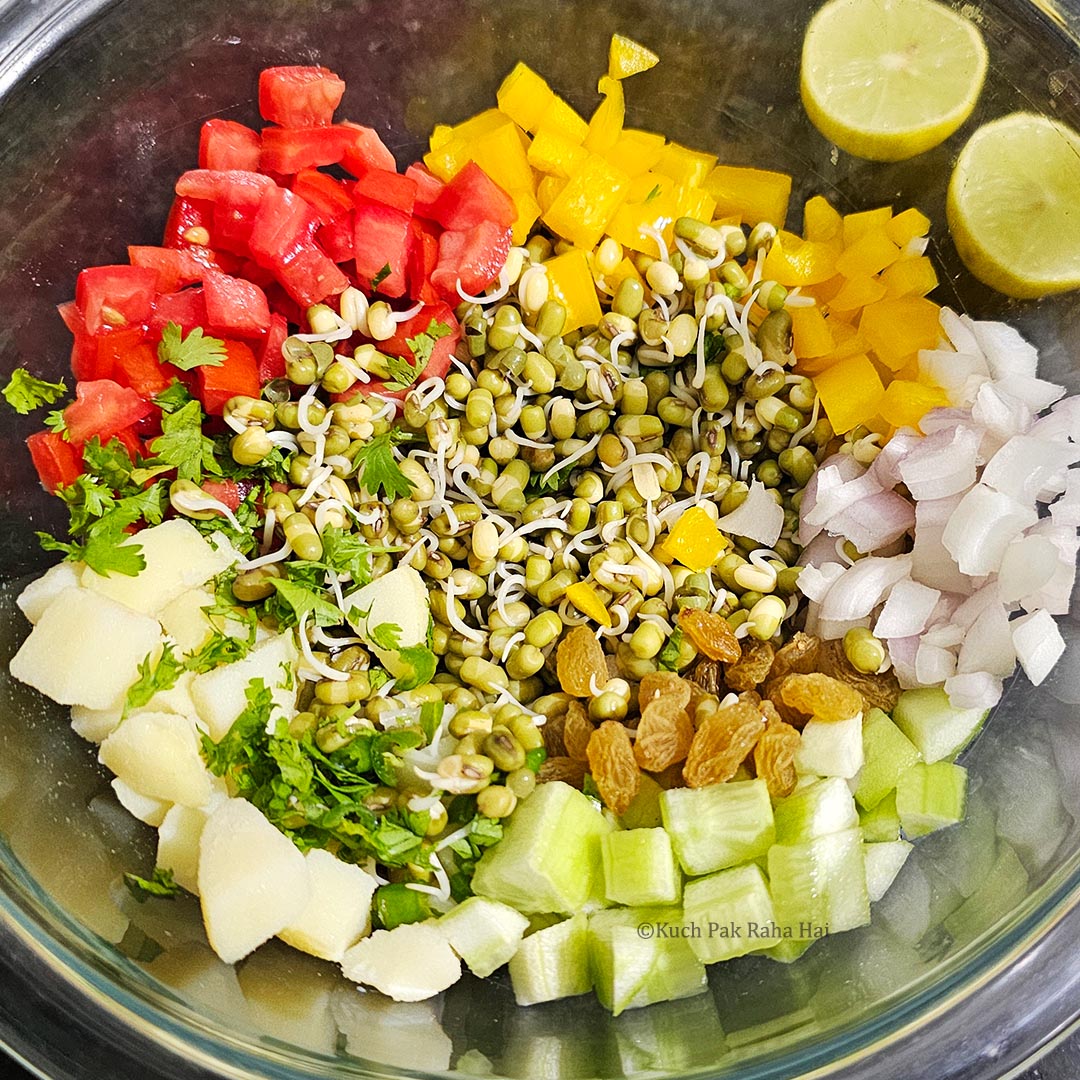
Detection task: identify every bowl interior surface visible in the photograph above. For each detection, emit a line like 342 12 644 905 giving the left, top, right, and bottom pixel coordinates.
2 1 1080 1077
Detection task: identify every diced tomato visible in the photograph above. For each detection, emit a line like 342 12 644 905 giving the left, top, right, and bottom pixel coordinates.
430 161 516 232
76 265 158 334
108 425 146 462
148 288 208 339
57 300 84 337
248 185 319 268
94 327 176 399
353 200 410 297
62 379 155 449
291 169 353 225
352 168 417 216
369 303 460 399
237 259 277 290
275 244 350 308
175 169 275 203
317 215 355 262
200 479 242 510
431 221 512 300
162 195 214 248
127 246 206 293
337 122 397 175
263 282 306 328
199 119 262 172
57 302 100 381
260 127 347 174
259 66 346 128
405 163 446 220
258 312 289 382
203 269 271 338
27 431 82 492
195 339 261 415
406 218 440 304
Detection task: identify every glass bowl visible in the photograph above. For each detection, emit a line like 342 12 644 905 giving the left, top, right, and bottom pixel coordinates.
2 1 1080 1077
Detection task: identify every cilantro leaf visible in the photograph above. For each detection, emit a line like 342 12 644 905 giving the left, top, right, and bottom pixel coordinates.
320 526 375 585
371 263 392 291
269 578 345 629
153 380 195 415
351 430 414 500
150 399 221 483
123 867 184 902
3 368 67 414
44 409 67 433
369 622 403 651
385 319 452 392
658 628 685 672
81 436 137 493
157 322 227 371
124 643 183 718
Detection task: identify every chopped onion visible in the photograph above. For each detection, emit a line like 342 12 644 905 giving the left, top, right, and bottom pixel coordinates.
898 425 981 501
971 382 1033 443
939 307 981 356
827 491 915 553
944 671 1003 711
819 555 913 621
997 535 1061 603
917 349 989 407
956 603 1016 677
941 484 1038 577
962 316 1039 380
1011 610 1066 686
874 579 941 639
993 373 1066 413
916 642 957 685
796 562 845 603
868 429 922 488
980 435 1080 504
886 635 922 690
715 479 783 545
803 468 884 531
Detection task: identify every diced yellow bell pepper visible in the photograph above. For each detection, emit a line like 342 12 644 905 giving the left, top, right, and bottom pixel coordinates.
829 275 888 312
603 129 666 176
842 206 892 248
608 33 660 80
545 249 603 333
605 199 677 256
803 195 843 244
509 188 542 246
542 154 630 250
881 256 939 298
528 128 590 177
452 108 512 145
537 174 568 214
661 506 730 573
813 354 885 434
703 165 792 228
497 62 554 133
859 297 942 371
429 124 455 152
605 256 643 289
424 137 471 182
674 184 716 225
760 233 838 286
565 581 612 626
655 142 717 187
795 318 868 374
789 303 835 359
835 228 901 279
801 274 845 305
536 94 589 145
885 207 931 248
583 75 624 155
471 122 536 200
878 379 950 428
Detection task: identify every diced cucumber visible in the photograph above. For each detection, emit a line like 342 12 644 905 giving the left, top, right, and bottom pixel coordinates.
472 781 614 913
795 713 864 779
919 790 998 898
759 938 817 964
587 906 707 1016
896 761 968 839
681 864 776 964
768 827 870 939
863 840 913 903
942 842 1028 947
436 896 529 978
619 773 665 829
774 776 858 844
855 709 922 810
859 791 902 843
660 780 775 876
601 828 680 906
507 913 592 1006
892 688 987 764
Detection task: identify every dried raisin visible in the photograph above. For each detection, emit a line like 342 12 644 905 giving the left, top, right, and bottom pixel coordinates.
557 625 608 698
677 608 741 662
779 672 862 722
724 638 775 692
682 700 765 787
587 720 641 815
634 698 695 771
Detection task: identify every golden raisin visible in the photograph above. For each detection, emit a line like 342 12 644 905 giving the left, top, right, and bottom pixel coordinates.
724 638 775 692
543 712 568 758
537 756 586 788
768 631 821 681
556 625 608 698
677 608 741 662
634 699 695 772
638 670 692 713
682 700 766 788
563 699 595 763
779 672 862 722
754 718 801 798
689 658 722 697
587 720 641 815
816 638 902 714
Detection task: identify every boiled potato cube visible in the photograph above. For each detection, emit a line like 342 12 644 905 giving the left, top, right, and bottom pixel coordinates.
71 704 123 744
344 566 430 678
17 561 82 623
157 779 230 893
198 798 310 964
341 923 461 1002
72 670 200 745
10 587 162 709
112 777 170 827
159 588 216 655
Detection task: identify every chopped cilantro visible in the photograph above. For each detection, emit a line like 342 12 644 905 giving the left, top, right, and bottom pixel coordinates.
657 628 685 672
149 398 221 483
371 263 392 291
269 578 345 629
2 368 67 414
351 429 414 500
124 643 183 718
153 380 195 414
123 867 184 902
369 622 404 651
157 322 227 371
44 409 67 433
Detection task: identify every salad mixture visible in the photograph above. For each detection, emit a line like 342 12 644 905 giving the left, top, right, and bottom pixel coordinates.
6 6 1080 1015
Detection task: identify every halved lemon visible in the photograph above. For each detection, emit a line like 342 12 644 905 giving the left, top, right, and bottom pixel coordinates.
801 0 988 162
948 112 1080 298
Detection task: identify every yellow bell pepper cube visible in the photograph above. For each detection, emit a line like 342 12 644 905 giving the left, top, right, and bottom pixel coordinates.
860 297 942 371
885 207 931 248
842 206 892 248
703 165 792 228
797 318 869 374
528 128 590 177
537 174 568 214
535 94 589 145
608 33 660 80
655 141 717 187
674 184 716 225
424 137 471 182
813 354 885 434
429 124 454 152
497 62 554 133
627 171 674 203
881 256 939 298
565 581 612 627
605 256 644 290
509 188 542 246
761 233 838 287
542 154 630 250
470 123 536 201
661 506 730 573
879 379 951 429
803 195 842 244
545 249 603 333
605 200 676 256
603 129 666 176
829 275 888 312
835 228 901 279
451 108 512 144
789 303 835 359
584 75 624 155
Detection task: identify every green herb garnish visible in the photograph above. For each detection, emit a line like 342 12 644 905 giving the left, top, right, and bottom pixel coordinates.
3 368 67 414
157 322 227 371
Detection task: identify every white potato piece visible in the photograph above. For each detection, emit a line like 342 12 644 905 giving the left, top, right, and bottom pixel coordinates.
72 670 200 745
341 923 461 1002
112 777 170 827
157 779 230 894
17 561 82 623
344 566 430 678
71 704 123 744
81 520 237 616
198 798 310 964
159 588 216 655
10 587 162 709
99 711 212 807
190 632 298 741
279 849 378 962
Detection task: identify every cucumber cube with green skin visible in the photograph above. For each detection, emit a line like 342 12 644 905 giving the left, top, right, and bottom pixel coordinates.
896 761 968 839
942 842 1028 947
682 864 776 964
863 840 913 902
508 914 592 1006
436 896 529 978
859 791 902 842
601 828 680 906
795 713 864 779
759 938 817 964
855 709 923 810
587 906 707 1016
892 688 987 764
660 780 775 876
768 827 870 939
472 781 614 913
773 776 859 844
